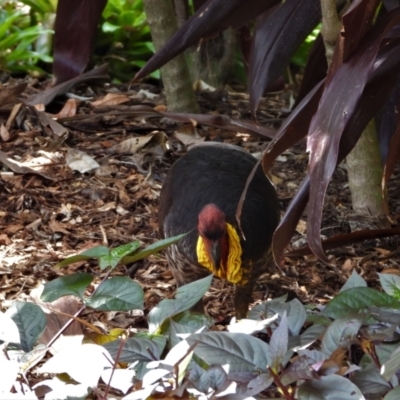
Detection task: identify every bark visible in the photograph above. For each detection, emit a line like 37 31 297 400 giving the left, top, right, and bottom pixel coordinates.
189 29 236 88
320 0 341 65
172 0 189 28
346 120 388 226
143 0 199 113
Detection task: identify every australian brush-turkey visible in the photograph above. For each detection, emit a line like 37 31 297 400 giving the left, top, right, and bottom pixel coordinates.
158 142 280 318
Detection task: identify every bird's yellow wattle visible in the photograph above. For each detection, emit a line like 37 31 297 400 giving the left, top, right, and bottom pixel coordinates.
196 223 245 284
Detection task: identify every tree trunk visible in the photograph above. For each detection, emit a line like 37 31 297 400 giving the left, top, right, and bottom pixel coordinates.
346 120 388 226
189 29 236 88
143 0 199 113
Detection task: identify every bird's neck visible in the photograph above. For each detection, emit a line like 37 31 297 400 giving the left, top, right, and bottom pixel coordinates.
196 223 244 284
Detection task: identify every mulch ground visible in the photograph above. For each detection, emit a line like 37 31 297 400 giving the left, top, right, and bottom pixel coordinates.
1 75 400 327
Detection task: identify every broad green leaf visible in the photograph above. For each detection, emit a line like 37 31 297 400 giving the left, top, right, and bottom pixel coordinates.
323 287 400 320
41 273 93 302
121 233 187 265
168 312 213 348
86 277 143 311
340 269 367 292
378 273 400 299
298 374 365 400
321 315 364 356
103 337 166 363
55 246 110 267
99 241 140 270
351 368 390 396
384 385 400 400
289 323 326 351
186 332 271 373
148 275 213 334
381 346 400 381
269 312 288 371
249 297 306 335
6 302 46 352
369 306 400 325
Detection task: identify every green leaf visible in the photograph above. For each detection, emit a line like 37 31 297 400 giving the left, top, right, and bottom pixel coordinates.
384 385 400 400
55 246 110 267
86 277 143 311
351 368 390 396
168 312 214 348
340 269 367 292
381 346 400 381
269 312 288 371
6 301 46 352
186 332 271 373
378 273 400 299
103 336 166 363
321 315 364 357
323 287 400 320
148 275 213 334
99 241 140 270
121 233 187 265
298 374 364 399
41 273 93 302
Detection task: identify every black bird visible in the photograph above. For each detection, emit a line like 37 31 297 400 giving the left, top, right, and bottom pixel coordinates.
158 142 280 318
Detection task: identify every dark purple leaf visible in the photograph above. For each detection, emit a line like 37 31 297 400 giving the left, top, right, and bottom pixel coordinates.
26 65 109 107
376 77 400 164
272 176 310 265
383 0 400 12
262 80 324 172
339 0 381 62
134 0 279 82
307 9 400 261
271 44 400 264
249 0 321 113
53 0 107 84
295 34 327 106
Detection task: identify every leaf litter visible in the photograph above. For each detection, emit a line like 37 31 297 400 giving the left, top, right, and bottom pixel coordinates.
1 75 400 396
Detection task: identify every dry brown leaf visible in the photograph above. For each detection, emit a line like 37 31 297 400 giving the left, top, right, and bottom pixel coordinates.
0 233 11 245
0 151 56 180
66 147 100 174
380 268 400 275
0 124 9 141
0 82 27 107
375 247 391 256
5 224 24 234
48 220 70 235
54 98 78 118
341 258 353 272
111 131 167 156
91 92 130 107
295 219 307 235
6 103 23 130
114 181 131 205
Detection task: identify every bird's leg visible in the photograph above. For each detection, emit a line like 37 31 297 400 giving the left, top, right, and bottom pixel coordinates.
234 281 254 319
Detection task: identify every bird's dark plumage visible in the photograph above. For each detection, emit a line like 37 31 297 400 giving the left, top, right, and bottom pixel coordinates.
158 142 280 318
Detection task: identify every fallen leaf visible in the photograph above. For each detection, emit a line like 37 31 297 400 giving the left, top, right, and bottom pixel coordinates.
0 124 10 141
91 92 130 107
66 147 100 174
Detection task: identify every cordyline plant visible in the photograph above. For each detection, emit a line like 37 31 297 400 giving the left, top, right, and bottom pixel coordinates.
49 0 400 262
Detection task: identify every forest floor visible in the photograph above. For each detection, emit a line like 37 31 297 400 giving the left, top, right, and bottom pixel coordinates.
1 73 400 329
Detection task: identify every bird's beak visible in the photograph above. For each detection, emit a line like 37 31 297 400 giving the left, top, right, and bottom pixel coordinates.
210 241 221 271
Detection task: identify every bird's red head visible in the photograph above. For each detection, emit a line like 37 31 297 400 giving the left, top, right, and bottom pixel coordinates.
198 204 229 270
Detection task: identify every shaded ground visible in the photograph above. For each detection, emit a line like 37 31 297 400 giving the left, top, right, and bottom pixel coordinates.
1 76 400 326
